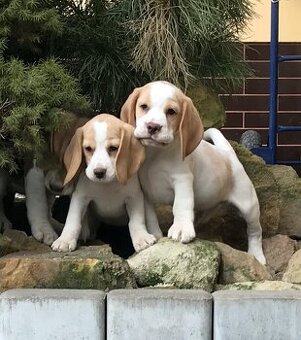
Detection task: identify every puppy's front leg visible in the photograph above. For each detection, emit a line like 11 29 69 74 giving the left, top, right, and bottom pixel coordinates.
51 193 89 252
168 173 196 243
144 197 163 240
126 186 157 252
25 165 58 245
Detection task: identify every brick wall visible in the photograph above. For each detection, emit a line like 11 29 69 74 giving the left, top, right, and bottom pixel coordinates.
220 43 301 170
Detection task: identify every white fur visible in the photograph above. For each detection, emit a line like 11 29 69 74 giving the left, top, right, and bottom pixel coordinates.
25 165 59 245
85 122 116 182
135 82 176 145
52 121 156 253
135 81 266 264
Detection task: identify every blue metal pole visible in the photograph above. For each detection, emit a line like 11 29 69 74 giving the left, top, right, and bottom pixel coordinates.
268 0 279 164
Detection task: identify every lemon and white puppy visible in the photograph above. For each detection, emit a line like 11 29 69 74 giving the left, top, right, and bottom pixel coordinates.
120 81 266 264
51 114 156 253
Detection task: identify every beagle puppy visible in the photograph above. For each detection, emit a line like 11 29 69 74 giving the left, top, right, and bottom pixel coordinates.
51 114 156 253
120 81 266 264
0 114 88 244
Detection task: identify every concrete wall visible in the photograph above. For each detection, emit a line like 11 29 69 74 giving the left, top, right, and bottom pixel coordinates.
241 0 301 42
1 288 301 340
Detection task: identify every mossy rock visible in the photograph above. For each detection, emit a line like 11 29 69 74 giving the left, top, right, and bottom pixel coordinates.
187 84 225 129
231 141 281 237
0 234 17 258
215 242 271 284
127 238 220 292
0 245 136 290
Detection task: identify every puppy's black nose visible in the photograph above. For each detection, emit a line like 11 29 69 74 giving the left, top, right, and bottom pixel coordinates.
146 122 162 135
94 168 107 179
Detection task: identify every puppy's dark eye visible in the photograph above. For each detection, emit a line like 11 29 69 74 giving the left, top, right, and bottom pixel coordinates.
108 145 118 153
140 104 148 111
84 146 93 152
166 108 176 116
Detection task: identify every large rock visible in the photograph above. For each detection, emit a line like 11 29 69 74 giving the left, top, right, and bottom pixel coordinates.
0 245 136 290
283 249 301 284
216 281 301 291
127 238 220 292
215 242 271 284
269 165 301 237
262 234 297 279
187 84 225 129
0 229 49 257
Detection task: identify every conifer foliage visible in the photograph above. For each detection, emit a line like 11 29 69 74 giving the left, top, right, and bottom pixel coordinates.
0 0 91 172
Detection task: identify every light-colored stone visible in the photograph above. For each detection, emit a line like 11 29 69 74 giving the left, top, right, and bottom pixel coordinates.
270 165 301 237
216 280 301 291
107 289 212 340
0 245 136 290
215 242 271 284
213 290 301 340
262 234 297 279
0 289 105 340
283 249 301 284
127 238 220 292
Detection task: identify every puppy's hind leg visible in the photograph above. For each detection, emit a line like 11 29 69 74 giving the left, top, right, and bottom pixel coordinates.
229 179 266 265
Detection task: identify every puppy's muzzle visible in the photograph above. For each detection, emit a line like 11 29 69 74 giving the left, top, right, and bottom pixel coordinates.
146 122 162 135
93 167 107 179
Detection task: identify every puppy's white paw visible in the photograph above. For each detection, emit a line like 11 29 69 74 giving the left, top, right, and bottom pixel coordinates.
32 224 58 245
132 232 157 252
168 223 196 243
0 214 12 232
51 236 77 252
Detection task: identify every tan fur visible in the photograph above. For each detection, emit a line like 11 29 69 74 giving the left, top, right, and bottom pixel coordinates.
120 88 142 126
179 95 204 159
120 82 204 158
64 114 145 185
115 124 145 185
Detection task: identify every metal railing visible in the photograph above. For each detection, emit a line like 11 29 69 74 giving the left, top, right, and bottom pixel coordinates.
252 0 301 164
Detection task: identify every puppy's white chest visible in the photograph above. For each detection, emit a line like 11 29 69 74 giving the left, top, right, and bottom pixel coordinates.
78 175 128 223
140 159 174 205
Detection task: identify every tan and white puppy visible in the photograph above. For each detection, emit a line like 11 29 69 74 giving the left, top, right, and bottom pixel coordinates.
23 115 88 245
120 81 266 264
51 114 156 253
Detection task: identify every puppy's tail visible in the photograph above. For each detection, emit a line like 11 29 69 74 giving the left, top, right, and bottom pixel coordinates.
203 128 236 155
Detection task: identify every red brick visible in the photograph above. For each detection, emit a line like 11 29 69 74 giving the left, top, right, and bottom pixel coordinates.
220 95 268 112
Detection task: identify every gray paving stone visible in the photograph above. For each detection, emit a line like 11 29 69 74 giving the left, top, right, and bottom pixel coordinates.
0 289 106 340
213 290 301 340
107 289 212 340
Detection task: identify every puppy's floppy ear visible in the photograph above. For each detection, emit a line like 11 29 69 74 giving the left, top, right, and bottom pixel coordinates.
120 87 141 126
179 95 204 159
115 125 145 185
63 127 84 185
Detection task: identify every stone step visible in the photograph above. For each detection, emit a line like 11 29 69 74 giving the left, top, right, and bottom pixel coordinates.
213 290 301 340
2 288 301 339
0 289 106 340
107 289 212 340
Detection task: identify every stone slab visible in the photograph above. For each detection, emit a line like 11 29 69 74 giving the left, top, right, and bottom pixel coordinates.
107 289 212 340
0 289 106 340
213 290 301 340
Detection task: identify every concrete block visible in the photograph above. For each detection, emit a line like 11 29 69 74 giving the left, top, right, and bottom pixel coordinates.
107 289 212 340
0 289 106 340
213 290 301 340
